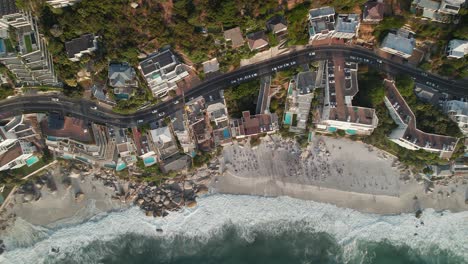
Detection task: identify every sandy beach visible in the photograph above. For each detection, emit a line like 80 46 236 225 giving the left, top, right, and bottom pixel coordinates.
212 135 468 214
1 165 128 228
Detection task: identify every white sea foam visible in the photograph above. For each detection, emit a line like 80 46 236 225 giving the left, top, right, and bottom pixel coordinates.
1 194 467 263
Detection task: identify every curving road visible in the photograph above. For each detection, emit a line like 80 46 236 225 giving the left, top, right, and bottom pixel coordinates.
0 45 466 128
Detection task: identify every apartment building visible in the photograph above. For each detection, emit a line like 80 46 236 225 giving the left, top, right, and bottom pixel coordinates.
138 49 188 97
171 110 196 156
284 68 324 133
0 6 58 86
207 99 232 146
317 59 378 135
0 116 37 171
186 96 213 151
383 79 458 159
42 114 117 167
230 111 279 138
308 6 336 41
65 33 98 62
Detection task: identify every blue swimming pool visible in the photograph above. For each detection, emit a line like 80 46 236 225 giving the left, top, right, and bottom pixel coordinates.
284 113 292 125
0 39 5 53
328 127 337 132
116 163 127 171
223 128 230 139
143 156 156 166
26 156 39 167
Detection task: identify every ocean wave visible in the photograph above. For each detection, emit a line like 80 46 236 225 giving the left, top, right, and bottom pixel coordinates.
1 194 467 263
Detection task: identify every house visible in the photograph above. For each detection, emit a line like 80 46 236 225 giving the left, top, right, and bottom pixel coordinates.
284 70 323 132
223 27 244 48
46 0 82 8
414 84 442 105
383 79 459 159
363 1 385 23
308 6 336 41
333 14 360 39
65 34 98 62
202 58 220 74
431 164 453 177
230 111 279 138
108 62 137 99
149 126 179 160
412 0 465 22
443 100 468 135
138 49 188 97
160 153 191 174
171 110 196 156
380 28 416 59
186 96 213 151
317 59 378 135
266 15 288 38
0 9 58 86
447 39 468 59
246 31 269 51
92 85 116 106
207 99 232 146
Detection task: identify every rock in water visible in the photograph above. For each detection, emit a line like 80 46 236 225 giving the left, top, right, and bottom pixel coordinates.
415 209 422 219
186 200 197 208
75 192 85 202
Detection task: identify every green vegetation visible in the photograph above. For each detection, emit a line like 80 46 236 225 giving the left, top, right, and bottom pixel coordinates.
395 75 462 137
224 79 260 118
284 2 309 45
355 70 456 169
373 16 406 43
24 34 33 53
4 39 14 52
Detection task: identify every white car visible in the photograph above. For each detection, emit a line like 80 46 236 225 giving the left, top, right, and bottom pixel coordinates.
137 120 144 124
52 98 59 102
152 109 158 114
90 106 97 110
158 112 165 117
173 100 179 104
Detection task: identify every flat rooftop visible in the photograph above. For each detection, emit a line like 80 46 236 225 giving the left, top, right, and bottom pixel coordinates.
384 80 458 151
41 116 94 143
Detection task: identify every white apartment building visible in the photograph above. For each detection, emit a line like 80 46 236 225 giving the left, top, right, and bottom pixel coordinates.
138 49 188 97
0 10 59 85
308 6 336 41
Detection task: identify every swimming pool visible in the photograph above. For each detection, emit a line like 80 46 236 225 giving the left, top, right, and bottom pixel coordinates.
26 156 39 167
284 113 292 125
223 128 230 139
116 163 127 171
143 156 156 166
328 127 337 132
0 39 5 53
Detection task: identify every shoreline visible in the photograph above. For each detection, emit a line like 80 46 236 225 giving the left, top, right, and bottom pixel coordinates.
0 135 466 231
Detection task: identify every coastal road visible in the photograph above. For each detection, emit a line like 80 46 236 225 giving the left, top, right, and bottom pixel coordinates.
0 45 467 128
